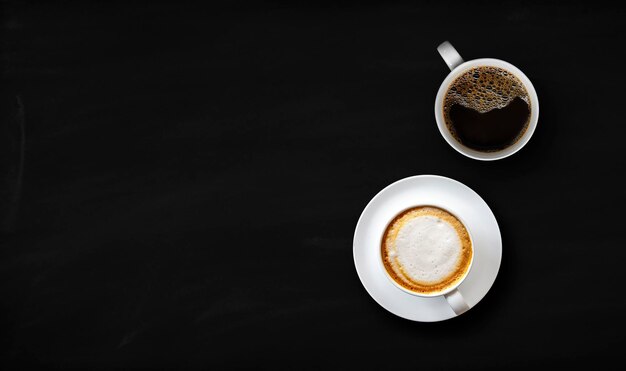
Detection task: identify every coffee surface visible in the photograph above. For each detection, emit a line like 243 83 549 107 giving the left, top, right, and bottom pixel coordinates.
444 66 531 152
381 206 472 295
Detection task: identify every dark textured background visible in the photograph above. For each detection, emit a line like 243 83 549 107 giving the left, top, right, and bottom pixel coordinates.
2 1 625 369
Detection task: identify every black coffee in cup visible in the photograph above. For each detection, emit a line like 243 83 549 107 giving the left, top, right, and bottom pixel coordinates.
443 66 531 152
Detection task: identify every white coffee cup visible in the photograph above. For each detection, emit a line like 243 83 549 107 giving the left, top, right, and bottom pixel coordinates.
379 204 474 315
434 41 539 161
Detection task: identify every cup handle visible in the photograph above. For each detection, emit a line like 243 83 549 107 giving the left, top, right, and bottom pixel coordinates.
444 288 470 315
437 41 464 71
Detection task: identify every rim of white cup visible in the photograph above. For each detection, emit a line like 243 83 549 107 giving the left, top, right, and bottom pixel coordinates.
434 58 539 161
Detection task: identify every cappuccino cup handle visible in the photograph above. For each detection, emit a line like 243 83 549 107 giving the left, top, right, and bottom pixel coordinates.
437 41 464 71
444 288 470 315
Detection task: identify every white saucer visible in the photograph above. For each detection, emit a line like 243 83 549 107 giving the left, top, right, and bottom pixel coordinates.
353 175 502 322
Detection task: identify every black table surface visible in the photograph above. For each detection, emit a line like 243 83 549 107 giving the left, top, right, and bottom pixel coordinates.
2 1 626 369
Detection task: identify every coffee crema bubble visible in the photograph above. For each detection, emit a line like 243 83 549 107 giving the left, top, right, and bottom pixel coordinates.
381 206 473 295
443 66 531 152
